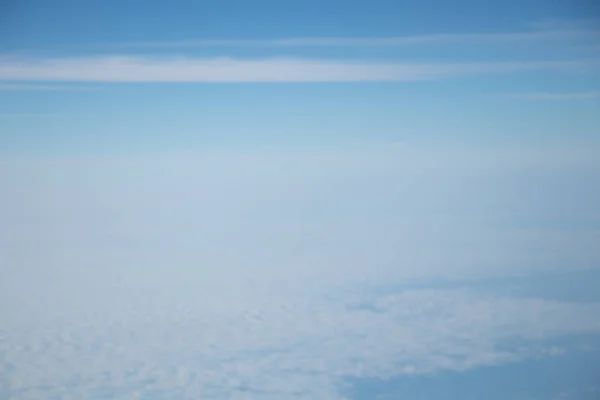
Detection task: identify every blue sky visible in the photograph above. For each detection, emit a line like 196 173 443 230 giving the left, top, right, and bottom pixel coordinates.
1 0 599 154
1 1 600 399
0 0 596 45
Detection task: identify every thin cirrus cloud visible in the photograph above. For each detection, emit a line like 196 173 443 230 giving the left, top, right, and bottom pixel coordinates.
0 82 96 91
0 56 598 83
514 91 600 100
122 28 599 48
0 113 61 119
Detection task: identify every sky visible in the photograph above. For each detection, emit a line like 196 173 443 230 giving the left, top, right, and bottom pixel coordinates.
1 1 600 399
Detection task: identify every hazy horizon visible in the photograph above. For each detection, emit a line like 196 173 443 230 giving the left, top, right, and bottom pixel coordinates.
1 0 600 399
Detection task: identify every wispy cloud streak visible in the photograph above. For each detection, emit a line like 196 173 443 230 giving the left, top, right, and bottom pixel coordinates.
0 82 95 91
514 91 600 100
123 29 599 48
0 113 60 118
0 56 598 83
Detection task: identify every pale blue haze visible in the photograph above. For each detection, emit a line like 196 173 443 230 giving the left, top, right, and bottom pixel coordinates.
0 0 599 399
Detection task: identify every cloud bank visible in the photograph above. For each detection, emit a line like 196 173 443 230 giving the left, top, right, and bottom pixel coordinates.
2 286 600 399
1 143 600 399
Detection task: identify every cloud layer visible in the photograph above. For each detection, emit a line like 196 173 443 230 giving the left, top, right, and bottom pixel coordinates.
0 56 598 83
2 143 600 399
2 279 600 399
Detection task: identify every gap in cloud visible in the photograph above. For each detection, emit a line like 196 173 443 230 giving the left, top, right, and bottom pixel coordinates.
341 333 600 400
365 268 600 305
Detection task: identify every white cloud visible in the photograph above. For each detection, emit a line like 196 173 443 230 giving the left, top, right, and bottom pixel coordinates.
1 143 600 399
0 56 597 83
1 285 600 399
